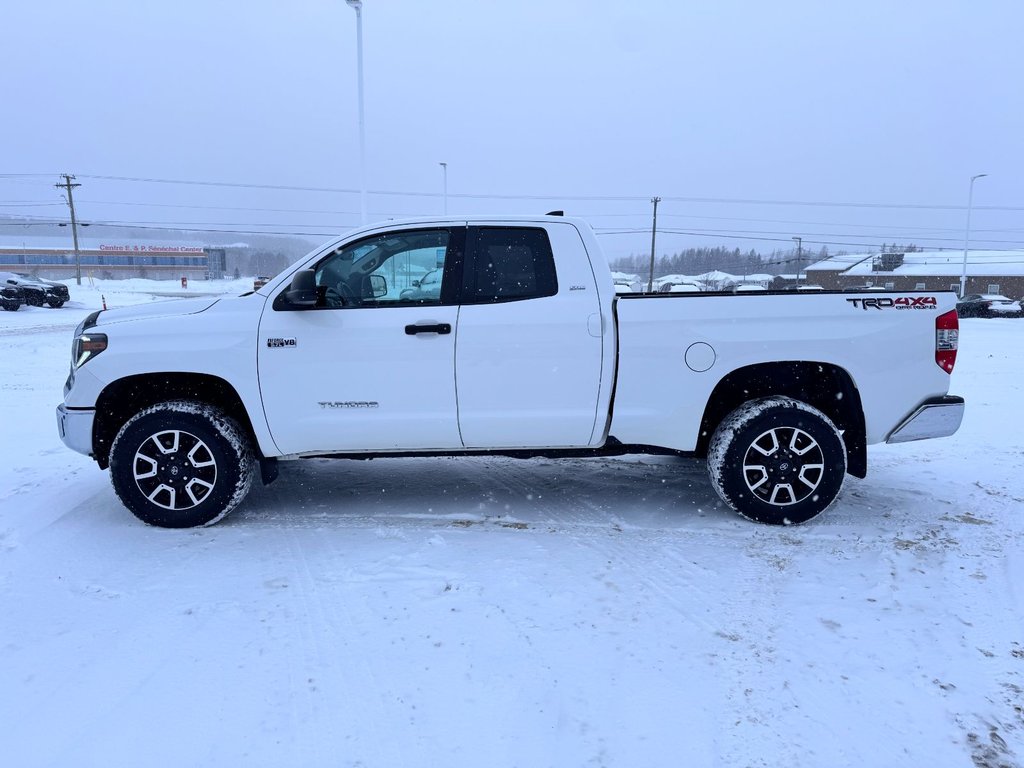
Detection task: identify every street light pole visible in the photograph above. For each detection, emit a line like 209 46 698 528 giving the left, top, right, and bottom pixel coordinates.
959 173 987 298
346 0 367 225
439 162 448 215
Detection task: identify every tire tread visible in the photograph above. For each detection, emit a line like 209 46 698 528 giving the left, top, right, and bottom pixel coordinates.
109 400 254 528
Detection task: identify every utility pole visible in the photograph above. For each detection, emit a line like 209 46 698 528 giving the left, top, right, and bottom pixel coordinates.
792 236 802 285
646 196 661 293
56 174 83 285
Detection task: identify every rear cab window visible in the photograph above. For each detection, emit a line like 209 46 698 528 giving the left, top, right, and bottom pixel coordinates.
462 227 558 304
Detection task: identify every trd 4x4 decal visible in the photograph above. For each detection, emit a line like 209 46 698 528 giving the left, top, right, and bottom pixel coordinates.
847 297 938 311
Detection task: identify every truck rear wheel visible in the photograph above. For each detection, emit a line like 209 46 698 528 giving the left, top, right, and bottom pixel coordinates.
109 401 255 528
707 397 846 525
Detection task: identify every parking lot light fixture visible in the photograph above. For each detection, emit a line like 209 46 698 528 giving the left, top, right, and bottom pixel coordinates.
959 173 987 298
346 0 367 224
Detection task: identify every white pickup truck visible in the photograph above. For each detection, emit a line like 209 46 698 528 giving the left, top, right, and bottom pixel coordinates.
56 215 964 528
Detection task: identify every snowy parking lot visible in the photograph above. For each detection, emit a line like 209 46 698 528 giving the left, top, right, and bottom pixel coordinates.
1 282 1022 767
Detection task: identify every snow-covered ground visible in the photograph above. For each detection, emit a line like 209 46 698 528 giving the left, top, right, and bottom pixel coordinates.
1 280 1022 767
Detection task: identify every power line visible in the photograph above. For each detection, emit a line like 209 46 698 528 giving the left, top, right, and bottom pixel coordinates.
0 202 65 207
80 199 364 216
592 226 1024 249
13 220 337 238
6 203 1024 248
77 173 358 194
57 173 1024 211
6 214 1024 250
55 218 348 228
0 195 1010 235
6 197 1020 237
584 211 1018 235
595 228 1024 254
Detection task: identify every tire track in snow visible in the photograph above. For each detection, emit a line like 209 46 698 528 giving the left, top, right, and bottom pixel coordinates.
705 534 801 767
494 455 744 636
282 531 408 767
0 320 78 337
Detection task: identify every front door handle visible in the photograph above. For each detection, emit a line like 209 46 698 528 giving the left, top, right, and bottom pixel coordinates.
405 323 452 335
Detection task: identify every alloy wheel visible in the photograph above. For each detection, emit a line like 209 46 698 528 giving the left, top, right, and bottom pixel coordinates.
132 429 218 511
742 426 825 506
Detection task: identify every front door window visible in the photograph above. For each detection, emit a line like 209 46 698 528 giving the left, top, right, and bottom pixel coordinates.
314 229 452 308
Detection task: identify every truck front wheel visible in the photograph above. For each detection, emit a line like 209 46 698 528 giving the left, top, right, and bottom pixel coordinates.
109 401 255 528
707 397 846 525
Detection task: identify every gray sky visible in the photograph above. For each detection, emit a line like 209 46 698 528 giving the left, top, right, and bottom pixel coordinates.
2 0 1022 261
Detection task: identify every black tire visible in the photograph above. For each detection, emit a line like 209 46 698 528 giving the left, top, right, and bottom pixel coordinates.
46 299 65 308
1 301 18 312
110 401 255 528
707 396 846 525
25 293 43 307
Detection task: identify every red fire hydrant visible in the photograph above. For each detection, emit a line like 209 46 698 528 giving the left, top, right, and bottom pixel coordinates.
181 276 188 289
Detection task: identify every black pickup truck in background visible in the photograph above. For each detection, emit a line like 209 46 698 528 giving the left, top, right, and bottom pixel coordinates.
0 272 70 308
1 283 27 312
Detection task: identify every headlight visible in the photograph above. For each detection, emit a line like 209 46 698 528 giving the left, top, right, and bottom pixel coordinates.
72 333 107 368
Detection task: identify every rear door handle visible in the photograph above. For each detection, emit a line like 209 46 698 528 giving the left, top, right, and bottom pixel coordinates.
405 323 452 335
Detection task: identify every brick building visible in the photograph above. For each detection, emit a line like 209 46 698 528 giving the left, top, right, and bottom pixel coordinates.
0 237 228 280
804 250 1024 298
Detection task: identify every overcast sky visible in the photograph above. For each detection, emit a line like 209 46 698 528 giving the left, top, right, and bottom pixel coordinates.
2 0 1022 261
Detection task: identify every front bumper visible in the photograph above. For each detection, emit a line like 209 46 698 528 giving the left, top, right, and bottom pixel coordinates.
56 404 95 457
886 396 965 444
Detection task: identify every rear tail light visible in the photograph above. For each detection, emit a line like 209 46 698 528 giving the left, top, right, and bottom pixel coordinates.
935 310 958 373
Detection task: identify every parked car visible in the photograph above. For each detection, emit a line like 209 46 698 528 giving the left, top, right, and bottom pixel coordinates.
0 272 70 308
659 281 701 293
0 284 26 312
399 268 443 300
956 294 1022 318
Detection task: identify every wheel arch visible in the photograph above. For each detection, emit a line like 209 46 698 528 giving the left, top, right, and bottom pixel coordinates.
93 372 260 469
696 361 867 478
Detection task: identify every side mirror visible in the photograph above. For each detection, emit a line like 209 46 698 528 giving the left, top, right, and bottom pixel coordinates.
369 274 387 298
285 269 317 307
